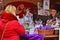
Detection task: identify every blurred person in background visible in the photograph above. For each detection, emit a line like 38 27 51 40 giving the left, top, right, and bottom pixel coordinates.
49 8 58 19
48 8 59 27
24 8 33 26
30 7 38 24
17 4 26 25
0 5 25 40
17 4 26 18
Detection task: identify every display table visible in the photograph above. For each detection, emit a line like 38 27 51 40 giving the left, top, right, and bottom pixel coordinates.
45 35 58 38
44 35 59 40
23 26 59 40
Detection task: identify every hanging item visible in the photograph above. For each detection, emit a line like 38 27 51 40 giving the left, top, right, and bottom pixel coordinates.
37 2 43 15
43 0 50 16
43 0 50 10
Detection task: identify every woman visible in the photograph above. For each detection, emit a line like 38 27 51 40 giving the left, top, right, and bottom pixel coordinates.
24 8 33 26
0 5 25 40
48 9 59 27
17 4 26 25
49 9 58 19
17 4 26 18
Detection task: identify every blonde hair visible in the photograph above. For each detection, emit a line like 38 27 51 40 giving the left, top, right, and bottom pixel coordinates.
5 5 16 16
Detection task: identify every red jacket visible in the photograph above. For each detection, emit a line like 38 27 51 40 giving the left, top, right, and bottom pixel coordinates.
0 11 25 40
